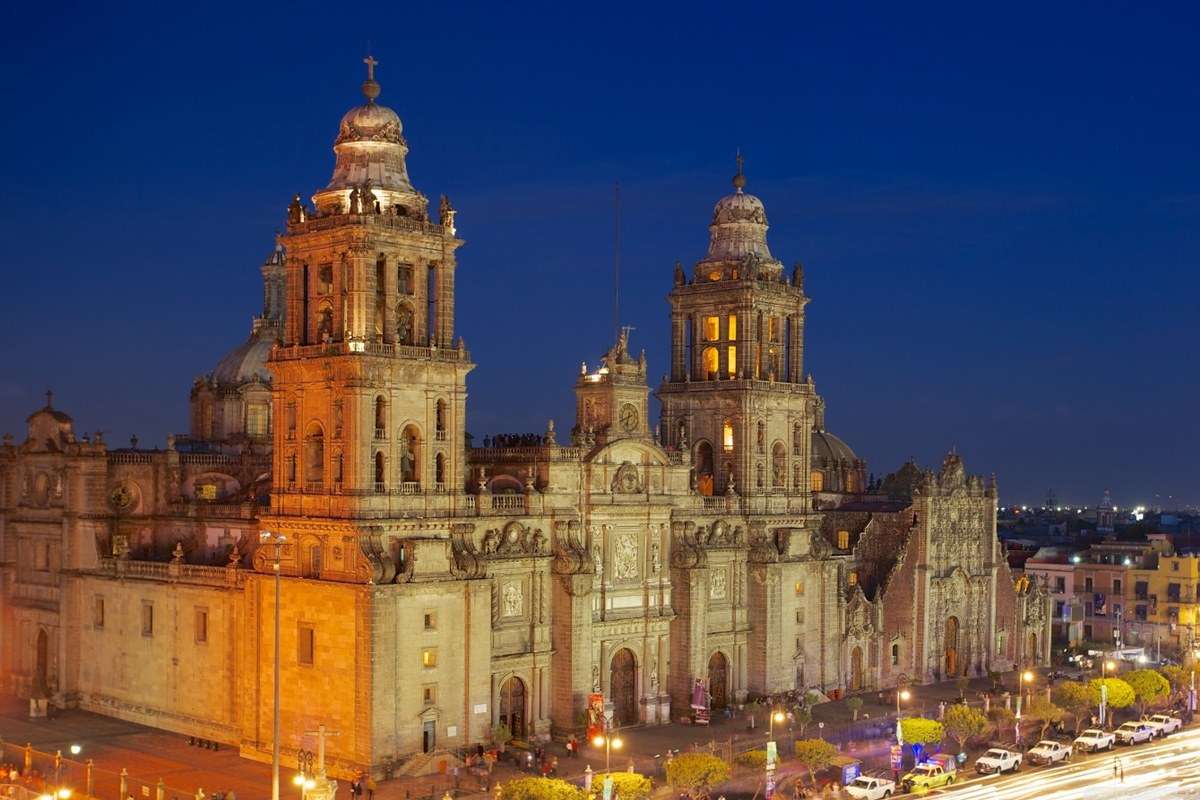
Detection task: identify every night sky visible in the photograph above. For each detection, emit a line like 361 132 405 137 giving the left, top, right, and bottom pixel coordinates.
3 2 1197 508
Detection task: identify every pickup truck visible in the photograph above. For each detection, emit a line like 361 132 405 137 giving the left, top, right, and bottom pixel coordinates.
1115 721 1155 745
1073 728 1116 752
900 763 956 793
975 747 1022 774
1144 714 1183 737
1026 740 1072 765
845 775 896 799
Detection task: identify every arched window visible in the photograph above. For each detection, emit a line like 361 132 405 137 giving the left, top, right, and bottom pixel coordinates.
695 441 714 497
722 418 734 452
435 452 446 486
703 316 720 341
435 399 447 439
374 396 387 439
397 303 415 345
792 423 802 455
891 642 901 666
810 470 824 493
771 442 786 488
702 347 719 380
304 424 324 489
755 463 764 489
374 451 386 491
727 345 737 377
400 425 421 484
317 304 334 343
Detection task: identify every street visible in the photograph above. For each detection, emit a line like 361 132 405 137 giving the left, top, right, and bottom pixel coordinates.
936 727 1200 799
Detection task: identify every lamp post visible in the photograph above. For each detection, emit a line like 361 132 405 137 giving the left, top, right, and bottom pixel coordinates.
591 728 623 772
895 688 911 744
261 531 287 800
1015 670 1033 719
768 708 785 739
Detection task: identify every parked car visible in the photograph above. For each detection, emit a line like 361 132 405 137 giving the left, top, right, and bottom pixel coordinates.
1027 740 1072 765
1144 714 1183 737
845 775 896 799
1115 721 1155 745
900 761 956 792
1073 728 1116 752
975 747 1022 775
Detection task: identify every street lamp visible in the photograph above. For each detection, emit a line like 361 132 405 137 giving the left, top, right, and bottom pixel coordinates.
591 729 623 772
69 745 81 756
261 530 287 800
292 774 316 800
896 688 911 717
768 709 786 739
1016 670 1034 718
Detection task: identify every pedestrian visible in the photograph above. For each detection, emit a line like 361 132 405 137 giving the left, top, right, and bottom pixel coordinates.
367 776 377 800
1113 757 1119 781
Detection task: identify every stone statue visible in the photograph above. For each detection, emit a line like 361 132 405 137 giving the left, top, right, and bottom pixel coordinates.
650 541 661 574
482 528 499 554
674 260 686 286
592 544 603 577
348 186 361 215
531 528 546 554
399 436 416 482
439 194 457 235
545 419 556 446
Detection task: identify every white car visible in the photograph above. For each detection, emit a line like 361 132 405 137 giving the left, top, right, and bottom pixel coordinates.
975 748 1022 774
1073 728 1116 752
1115 721 1154 745
1026 740 1072 765
1144 714 1183 737
845 776 895 799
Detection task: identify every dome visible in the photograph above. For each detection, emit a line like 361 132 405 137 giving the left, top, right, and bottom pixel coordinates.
694 159 781 278
811 428 859 465
334 102 404 146
211 324 275 386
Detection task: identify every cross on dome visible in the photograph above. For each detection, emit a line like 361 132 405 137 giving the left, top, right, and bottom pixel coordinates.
733 149 746 192
361 54 381 102
364 55 378 81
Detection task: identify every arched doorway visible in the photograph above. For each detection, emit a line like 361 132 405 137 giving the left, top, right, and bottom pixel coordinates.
707 652 729 709
34 628 48 695
944 617 960 677
1027 632 1038 664
610 648 638 725
498 676 527 739
850 646 864 691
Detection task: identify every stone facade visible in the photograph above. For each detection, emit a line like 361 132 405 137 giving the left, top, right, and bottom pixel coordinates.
0 60 1050 780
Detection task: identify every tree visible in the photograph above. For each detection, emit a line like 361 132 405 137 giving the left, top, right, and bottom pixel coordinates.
1089 678 1135 711
943 704 987 752
792 739 838 787
501 778 585 800
665 753 731 800
846 696 864 720
589 773 651 800
793 705 813 737
1159 665 1188 698
1124 669 1171 714
1052 681 1099 732
900 717 944 747
1025 697 1065 738
988 706 1016 739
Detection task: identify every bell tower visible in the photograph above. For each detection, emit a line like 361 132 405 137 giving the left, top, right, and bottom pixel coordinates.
268 58 472 518
572 327 651 446
657 159 817 500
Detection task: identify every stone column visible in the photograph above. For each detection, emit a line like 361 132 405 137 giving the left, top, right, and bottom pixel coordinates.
382 257 397 343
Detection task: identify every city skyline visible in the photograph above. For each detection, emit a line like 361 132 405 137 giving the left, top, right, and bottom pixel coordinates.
2 3 1197 506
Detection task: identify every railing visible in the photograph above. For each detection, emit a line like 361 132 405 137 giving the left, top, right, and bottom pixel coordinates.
397 482 422 495
289 209 445 237
305 480 324 491
373 482 387 493
468 445 586 462
107 452 154 464
491 494 525 511
434 430 447 441
374 428 386 440
271 340 470 363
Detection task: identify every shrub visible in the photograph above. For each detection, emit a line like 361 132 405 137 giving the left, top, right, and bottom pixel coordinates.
899 717 944 746
501 778 586 800
588 773 651 800
846 696 864 720
665 753 731 800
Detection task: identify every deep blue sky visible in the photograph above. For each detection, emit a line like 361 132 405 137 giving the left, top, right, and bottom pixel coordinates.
2 2 1197 508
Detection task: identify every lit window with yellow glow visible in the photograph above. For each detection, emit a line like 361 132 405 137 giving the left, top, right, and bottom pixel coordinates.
727 345 737 376
727 315 737 340
794 581 804 596
702 347 719 378
722 419 734 451
703 316 720 341
848 571 858 586
837 530 850 550
810 471 824 492
422 648 438 668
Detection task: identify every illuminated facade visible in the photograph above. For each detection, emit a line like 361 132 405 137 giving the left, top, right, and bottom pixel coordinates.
0 61 1050 778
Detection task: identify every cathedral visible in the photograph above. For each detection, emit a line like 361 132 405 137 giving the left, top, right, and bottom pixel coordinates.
0 61 1050 777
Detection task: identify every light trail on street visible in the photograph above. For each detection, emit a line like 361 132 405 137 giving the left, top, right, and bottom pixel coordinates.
932 727 1200 799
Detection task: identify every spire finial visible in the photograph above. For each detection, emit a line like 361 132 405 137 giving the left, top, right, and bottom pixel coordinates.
362 55 381 103
733 149 746 192
45 389 53 408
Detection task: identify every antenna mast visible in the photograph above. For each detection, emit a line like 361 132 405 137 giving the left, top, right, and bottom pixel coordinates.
613 181 621 342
